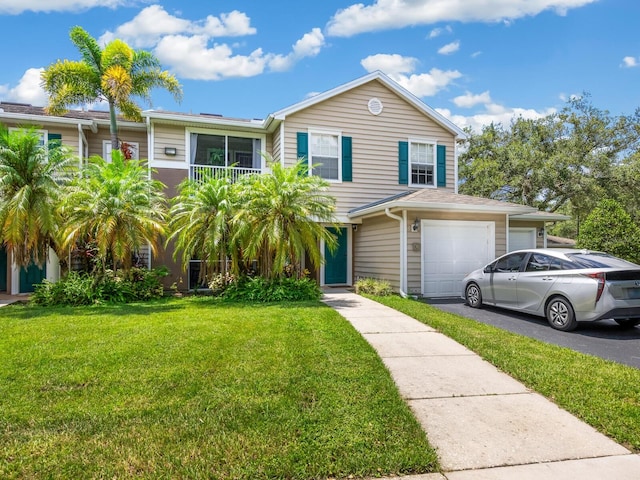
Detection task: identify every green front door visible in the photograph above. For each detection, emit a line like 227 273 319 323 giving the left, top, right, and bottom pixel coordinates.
324 227 348 285
20 263 46 293
0 247 6 291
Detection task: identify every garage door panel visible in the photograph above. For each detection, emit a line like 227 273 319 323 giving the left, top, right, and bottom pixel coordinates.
423 220 495 297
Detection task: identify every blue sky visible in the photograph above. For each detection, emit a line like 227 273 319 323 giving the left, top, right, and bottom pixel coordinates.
0 0 638 131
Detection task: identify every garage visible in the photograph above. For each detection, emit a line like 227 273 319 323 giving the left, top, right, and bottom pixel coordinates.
422 220 495 297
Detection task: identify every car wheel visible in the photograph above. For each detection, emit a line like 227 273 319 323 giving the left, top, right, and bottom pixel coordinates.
614 319 640 329
545 296 577 331
465 283 482 308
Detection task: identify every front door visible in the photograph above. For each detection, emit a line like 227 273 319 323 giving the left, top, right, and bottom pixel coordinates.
20 263 46 293
0 247 6 292
324 227 348 285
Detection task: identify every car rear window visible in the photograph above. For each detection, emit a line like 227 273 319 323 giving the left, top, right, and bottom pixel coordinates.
566 252 638 269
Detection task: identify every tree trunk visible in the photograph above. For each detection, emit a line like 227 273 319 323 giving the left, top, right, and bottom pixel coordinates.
109 101 119 154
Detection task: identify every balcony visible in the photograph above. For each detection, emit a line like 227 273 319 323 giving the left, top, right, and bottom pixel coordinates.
190 165 262 183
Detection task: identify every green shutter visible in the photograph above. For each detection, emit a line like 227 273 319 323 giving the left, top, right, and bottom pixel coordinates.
342 136 352 182
296 132 308 176
48 133 62 150
398 141 408 185
437 144 446 187
296 132 308 160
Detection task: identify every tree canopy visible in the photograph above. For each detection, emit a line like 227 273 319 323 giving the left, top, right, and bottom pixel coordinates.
459 95 640 238
42 26 182 151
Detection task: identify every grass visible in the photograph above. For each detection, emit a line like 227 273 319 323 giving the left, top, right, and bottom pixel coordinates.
368 294 640 452
0 297 437 479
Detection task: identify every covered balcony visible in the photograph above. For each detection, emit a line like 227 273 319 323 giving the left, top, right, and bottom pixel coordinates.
189 132 264 182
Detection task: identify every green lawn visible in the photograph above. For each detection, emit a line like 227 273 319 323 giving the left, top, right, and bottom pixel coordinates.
0 297 437 479
369 294 640 452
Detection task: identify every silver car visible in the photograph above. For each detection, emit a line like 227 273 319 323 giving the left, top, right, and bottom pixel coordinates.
462 248 640 331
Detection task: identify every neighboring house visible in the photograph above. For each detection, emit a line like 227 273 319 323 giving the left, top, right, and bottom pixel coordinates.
0 71 567 296
0 102 148 294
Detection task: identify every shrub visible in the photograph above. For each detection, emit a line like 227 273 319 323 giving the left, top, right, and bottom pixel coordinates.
222 276 322 302
576 199 640 264
354 277 393 296
31 267 168 306
208 272 236 296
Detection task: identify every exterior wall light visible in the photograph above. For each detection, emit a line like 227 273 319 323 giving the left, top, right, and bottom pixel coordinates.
164 147 177 156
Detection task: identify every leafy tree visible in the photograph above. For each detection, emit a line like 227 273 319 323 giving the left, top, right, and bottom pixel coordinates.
167 174 240 283
576 199 640 263
42 26 182 151
233 160 338 280
58 150 167 273
459 95 640 235
0 125 74 267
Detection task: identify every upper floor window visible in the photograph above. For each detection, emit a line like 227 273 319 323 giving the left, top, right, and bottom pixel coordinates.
103 140 139 161
189 133 262 169
410 140 436 187
310 132 340 181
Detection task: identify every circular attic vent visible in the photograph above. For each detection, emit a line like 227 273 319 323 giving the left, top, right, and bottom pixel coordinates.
367 97 383 115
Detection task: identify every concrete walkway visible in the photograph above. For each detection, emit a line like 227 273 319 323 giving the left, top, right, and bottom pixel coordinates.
0 293 28 307
321 289 640 480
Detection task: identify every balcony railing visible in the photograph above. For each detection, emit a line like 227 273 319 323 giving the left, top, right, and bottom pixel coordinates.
190 165 262 183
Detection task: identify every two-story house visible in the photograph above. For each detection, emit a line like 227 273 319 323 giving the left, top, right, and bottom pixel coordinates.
0 71 566 296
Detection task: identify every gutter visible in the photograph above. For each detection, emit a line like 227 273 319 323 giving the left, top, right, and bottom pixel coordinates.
385 208 409 298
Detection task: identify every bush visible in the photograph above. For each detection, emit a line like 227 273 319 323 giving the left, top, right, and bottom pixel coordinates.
354 277 393 296
31 267 168 306
222 276 322 302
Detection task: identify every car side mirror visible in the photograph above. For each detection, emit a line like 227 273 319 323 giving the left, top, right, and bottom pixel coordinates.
483 265 494 274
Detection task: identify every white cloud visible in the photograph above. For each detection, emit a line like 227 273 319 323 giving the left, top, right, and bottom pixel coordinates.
0 68 47 106
99 6 256 48
269 28 325 72
471 51 483 58
621 56 639 68
453 91 492 108
436 103 557 132
360 53 417 75
428 25 452 39
154 35 268 80
0 0 127 14
438 41 460 55
327 0 597 37
361 54 461 97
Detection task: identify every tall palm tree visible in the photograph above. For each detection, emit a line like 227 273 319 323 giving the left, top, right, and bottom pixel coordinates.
167 174 240 284
58 150 167 272
0 125 74 267
234 160 338 279
42 26 182 151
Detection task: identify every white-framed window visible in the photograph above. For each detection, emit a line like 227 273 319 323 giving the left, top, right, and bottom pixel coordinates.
409 140 436 187
309 131 341 181
103 140 139 161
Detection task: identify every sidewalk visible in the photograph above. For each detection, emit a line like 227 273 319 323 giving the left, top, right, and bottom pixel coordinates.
0 293 27 307
321 289 640 480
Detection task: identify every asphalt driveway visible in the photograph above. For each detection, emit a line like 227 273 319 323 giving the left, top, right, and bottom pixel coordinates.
426 298 640 369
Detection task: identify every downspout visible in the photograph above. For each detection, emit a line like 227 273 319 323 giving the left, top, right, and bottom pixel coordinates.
77 123 87 166
385 208 408 298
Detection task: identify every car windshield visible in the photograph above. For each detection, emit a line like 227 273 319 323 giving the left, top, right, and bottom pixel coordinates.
566 252 638 269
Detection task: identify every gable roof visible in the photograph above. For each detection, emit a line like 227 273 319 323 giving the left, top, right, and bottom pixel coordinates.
266 71 467 139
349 189 536 218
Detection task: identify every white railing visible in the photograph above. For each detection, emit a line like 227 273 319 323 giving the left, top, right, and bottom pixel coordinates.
190 165 262 183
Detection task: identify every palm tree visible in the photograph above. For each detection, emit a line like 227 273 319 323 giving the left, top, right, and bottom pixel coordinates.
58 150 167 273
167 174 239 285
0 125 74 267
42 26 182 151
234 159 338 279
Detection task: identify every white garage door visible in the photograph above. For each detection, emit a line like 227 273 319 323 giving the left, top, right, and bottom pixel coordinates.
422 220 495 297
509 228 536 252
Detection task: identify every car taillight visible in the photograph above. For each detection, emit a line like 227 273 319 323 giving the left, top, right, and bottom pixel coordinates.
586 272 606 302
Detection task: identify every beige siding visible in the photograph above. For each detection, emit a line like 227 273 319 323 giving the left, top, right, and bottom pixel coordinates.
3 121 81 155
353 215 401 290
270 128 281 162
281 79 458 217
87 126 148 159
152 123 188 165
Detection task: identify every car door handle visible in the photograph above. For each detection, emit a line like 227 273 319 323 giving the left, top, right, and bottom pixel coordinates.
508 277 517 281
